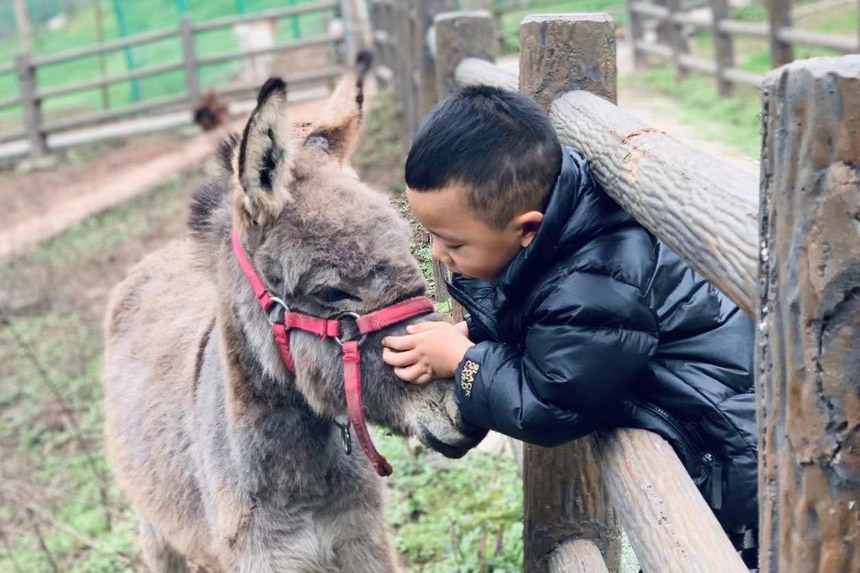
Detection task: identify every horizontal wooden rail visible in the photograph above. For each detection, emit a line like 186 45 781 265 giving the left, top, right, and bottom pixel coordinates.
212 66 343 98
0 62 15 76
678 53 717 74
0 95 22 111
671 11 711 28
42 94 188 133
0 128 27 144
635 40 673 59
455 57 758 314
373 30 394 45
630 2 670 18
36 62 185 100
192 1 338 33
776 27 858 52
597 429 747 571
196 32 342 67
548 539 609 573
32 28 180 67
454 58 517 90
716 19 769 38
723 66 764 86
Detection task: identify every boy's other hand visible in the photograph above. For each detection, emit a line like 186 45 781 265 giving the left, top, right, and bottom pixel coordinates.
382 322 474 384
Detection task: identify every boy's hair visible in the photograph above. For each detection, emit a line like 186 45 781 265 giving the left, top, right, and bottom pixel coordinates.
405 85 562 228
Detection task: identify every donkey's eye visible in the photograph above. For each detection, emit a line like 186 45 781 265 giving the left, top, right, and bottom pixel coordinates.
315 287 361 304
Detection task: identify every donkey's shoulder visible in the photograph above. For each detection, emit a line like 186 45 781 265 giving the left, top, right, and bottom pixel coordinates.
105 240 209 339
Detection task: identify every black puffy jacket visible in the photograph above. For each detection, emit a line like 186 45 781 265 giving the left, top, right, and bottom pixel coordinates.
449 146 758 530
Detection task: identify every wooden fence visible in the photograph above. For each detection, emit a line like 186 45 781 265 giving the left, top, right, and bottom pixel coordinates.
627 0 860 96
1 1 356 159
370 3 860 572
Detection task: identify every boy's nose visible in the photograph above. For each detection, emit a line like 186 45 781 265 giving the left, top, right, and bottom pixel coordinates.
431 240 452 267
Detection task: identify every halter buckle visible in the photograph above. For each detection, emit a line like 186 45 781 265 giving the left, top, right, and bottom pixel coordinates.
335 420 352 455
268 297 289 325
334 311 368 347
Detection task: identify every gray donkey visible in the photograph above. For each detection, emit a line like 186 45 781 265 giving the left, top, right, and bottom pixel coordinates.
102 55 485 573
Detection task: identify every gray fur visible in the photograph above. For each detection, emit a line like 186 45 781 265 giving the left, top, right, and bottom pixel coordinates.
103 70 484 573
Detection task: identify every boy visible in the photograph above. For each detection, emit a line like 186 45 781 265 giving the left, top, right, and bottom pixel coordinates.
382 86 758 566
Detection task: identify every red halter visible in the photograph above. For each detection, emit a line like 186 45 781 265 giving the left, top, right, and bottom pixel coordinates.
231 229 434 477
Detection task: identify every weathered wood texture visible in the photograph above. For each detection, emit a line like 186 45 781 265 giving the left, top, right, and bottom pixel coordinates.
519 14 617 108
756 55 860 573
548 539 610 573
520 15 621 573
524 436 621 573
597 429 748 572
434 11 495 97
549 90 759 315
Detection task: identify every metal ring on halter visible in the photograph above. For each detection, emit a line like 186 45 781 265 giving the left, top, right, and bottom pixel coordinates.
268 296 289 325
334 311 367 346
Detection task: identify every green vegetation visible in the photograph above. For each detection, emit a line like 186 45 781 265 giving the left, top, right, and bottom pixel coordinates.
0 168 199 572
620 65 763 157
0 0 334 128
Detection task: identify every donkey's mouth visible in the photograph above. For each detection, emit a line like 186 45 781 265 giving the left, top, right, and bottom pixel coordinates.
416 424 484 459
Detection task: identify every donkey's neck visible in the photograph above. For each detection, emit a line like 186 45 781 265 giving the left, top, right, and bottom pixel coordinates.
217 304 360 495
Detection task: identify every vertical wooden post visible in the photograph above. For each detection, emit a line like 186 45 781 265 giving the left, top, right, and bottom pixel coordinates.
433 10 495 322
180 15 200 107
340 0 357 66
394 0 417 148
767 0 793 68
434 11 495 98
13 0 32 55
626 0 645 69
415 0 457 126
666 0 690 79
16 52 47 159
757 55 860 573
711 0 735 97
519 15 621 573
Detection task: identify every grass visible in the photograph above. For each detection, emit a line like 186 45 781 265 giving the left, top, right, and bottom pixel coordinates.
0 0 335 129
0 166 200 572
620 64 764 157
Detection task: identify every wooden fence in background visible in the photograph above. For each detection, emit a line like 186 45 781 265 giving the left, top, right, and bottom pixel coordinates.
0 0 357 159
627 0 860 96
371 3 860 571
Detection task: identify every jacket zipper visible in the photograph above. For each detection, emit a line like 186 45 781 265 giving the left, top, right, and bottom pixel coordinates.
634 401 723 510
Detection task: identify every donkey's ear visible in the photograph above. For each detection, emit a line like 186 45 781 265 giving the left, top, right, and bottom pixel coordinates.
306 51 373 162
234 77 292 227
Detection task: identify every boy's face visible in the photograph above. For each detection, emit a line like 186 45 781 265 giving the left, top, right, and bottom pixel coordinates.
406 183 542 282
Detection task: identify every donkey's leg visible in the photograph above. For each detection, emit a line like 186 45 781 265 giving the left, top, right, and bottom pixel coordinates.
140 518 190 573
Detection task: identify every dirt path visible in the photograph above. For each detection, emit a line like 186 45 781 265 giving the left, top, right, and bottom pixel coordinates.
0 97 328 260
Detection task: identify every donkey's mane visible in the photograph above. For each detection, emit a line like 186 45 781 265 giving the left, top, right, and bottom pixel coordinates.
188 133 239 246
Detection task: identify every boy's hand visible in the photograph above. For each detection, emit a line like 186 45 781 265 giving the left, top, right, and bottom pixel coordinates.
382 321 474 384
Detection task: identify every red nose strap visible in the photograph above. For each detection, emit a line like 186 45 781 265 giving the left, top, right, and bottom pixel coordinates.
232 229 434 477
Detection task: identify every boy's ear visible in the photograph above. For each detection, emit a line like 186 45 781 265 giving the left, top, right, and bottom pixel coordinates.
514 211 544 248
234 77 292 229
305 51 373 163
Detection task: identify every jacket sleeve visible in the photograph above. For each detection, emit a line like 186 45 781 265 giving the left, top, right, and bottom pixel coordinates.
454 271 659 447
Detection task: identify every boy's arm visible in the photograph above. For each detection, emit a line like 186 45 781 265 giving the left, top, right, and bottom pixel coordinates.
455 271 659 447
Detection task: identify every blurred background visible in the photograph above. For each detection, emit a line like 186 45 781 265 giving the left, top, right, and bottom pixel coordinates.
0 0 856 571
